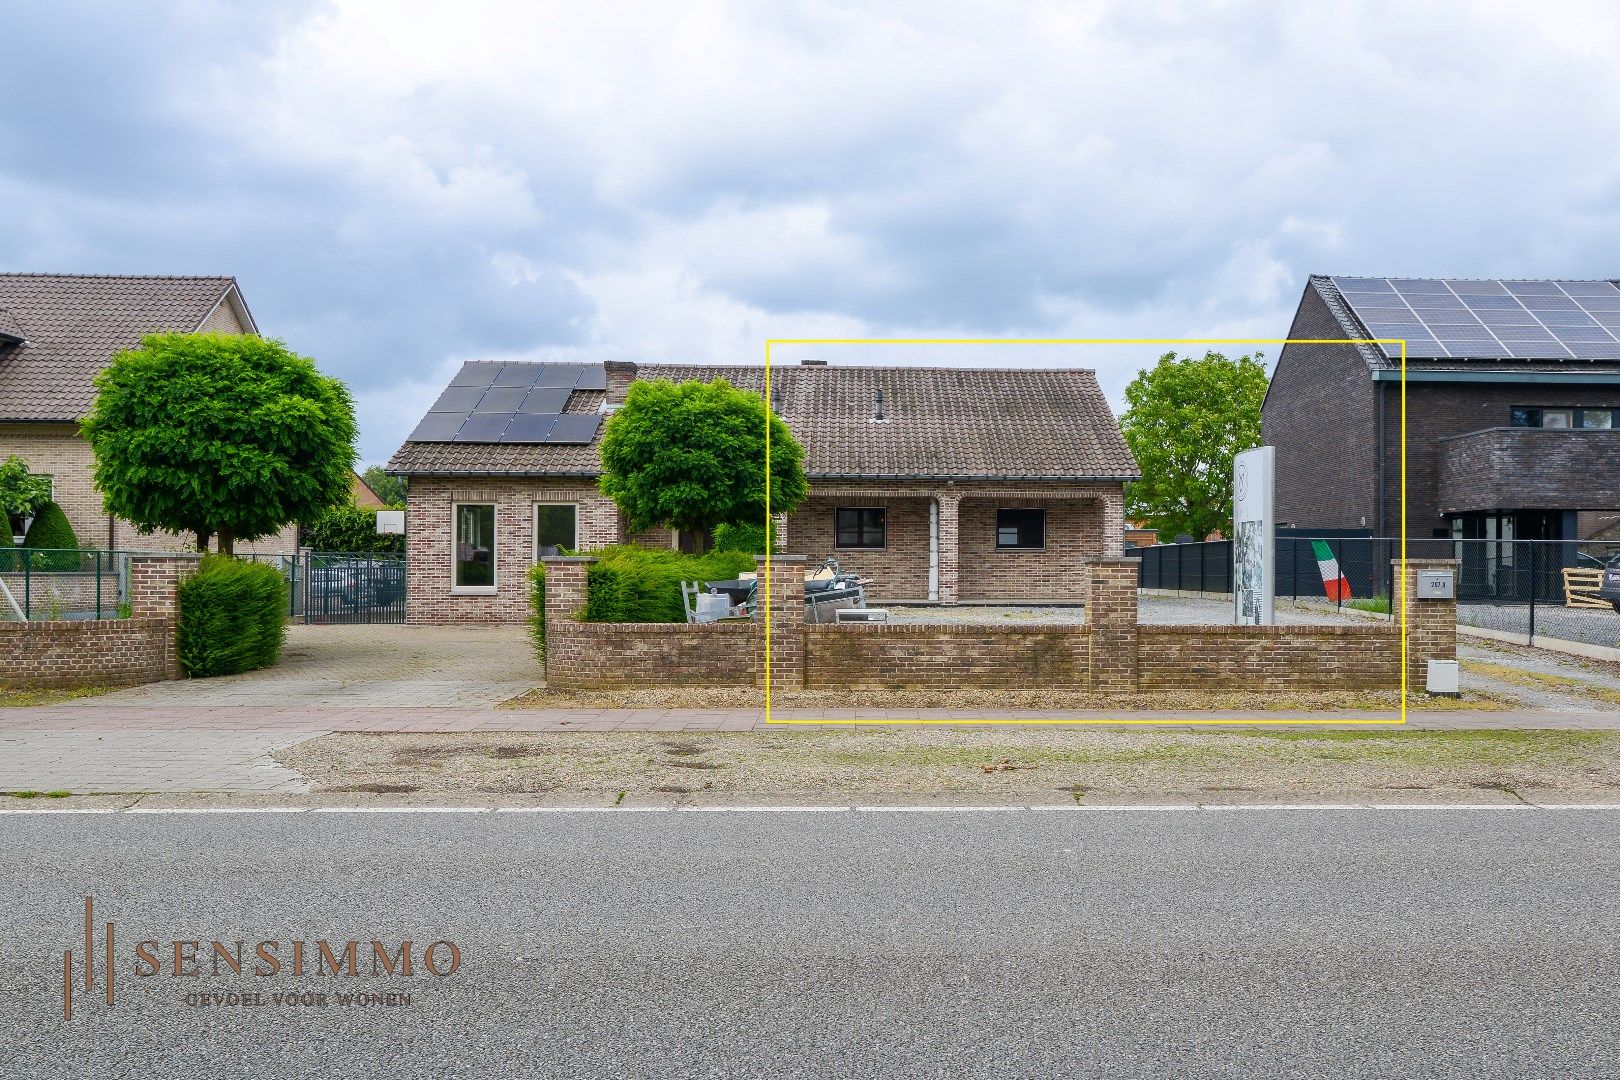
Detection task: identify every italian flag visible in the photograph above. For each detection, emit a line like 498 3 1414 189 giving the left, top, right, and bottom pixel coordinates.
1312 540 1353 601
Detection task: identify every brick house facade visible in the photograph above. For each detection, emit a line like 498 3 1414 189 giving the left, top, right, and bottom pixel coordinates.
0 274 297 554
390 360 1138 623
1263 275 1620 543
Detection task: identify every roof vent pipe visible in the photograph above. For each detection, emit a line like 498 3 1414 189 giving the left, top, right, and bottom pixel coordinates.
873 387 885 422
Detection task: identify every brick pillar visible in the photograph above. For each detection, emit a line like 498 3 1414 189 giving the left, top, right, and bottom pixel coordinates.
541 556 594 626
936 492 961 605
756 554 806 690
540 556 595 685
1099 491 1126 557
1397 558 1457 693
128 554 202 619
1086 556 1141 691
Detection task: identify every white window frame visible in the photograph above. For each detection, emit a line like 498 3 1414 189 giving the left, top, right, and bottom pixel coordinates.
451 502 498 595
534 502 579 560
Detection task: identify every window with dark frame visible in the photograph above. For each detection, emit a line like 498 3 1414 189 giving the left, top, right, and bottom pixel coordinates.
1512 406 1619 429
995 508 1045 549
834 507 886 549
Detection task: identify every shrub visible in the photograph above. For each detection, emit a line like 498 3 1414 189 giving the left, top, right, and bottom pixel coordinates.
713 519 778 555
304 502 405 554
583 545 756 623
176 555 288 677
21 501 82 571
527 562 546 662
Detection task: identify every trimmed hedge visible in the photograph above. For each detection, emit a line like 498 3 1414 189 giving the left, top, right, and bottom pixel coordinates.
20 501 82 571
583 545 756 623
527 562 546 662
177 555 288 677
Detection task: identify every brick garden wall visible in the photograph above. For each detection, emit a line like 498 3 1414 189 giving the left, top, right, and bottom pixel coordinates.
1137 625 1401 690
805 624 1091 688
0 618 175 688
544 555 1454 694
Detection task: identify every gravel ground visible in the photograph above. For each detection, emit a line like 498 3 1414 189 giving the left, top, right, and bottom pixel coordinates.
276 727 1620 803
883 596 1368 626
1459 602 1620 650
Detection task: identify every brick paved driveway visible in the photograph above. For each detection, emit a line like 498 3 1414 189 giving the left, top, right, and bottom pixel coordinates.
88 624 541 708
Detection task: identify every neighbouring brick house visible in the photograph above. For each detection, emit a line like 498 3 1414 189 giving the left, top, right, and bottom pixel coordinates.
0 273 297 554
388 360 1138 624
1264 275 1620 545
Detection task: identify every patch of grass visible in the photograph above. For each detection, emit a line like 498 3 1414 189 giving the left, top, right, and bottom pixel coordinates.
44 790 71 798
1462 660 1620 707
10 791 40 799
0 685 113 707
1344 595 1392 614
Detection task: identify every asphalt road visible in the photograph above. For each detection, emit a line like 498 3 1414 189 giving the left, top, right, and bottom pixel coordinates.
4 808 1620 1078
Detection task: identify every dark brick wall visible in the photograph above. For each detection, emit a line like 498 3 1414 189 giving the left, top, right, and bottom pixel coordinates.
1262 283 1379 531
1137 625 1400 690
1439 429 1620 513
1381 383 1620 536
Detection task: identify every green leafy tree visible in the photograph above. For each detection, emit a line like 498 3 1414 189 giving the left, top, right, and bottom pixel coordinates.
1120 350 1268 542
303 502 405 553
0 455 52 536
599 378 809 536
21 501 81 570
83 333 357 555
360 465 406 507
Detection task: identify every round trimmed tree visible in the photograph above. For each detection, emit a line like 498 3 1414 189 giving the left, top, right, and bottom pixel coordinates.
83 332 357 555
598 378 808 538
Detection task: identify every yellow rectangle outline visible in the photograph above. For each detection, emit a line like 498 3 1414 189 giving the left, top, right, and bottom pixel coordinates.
764 338 1408 726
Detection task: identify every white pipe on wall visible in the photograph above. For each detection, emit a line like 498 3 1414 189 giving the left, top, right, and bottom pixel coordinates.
928 498 939 602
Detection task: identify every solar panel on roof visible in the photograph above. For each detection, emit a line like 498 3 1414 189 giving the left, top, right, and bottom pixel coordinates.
547 414 601 444
429 386 486 412
450 361 503 387
407 412 466 441
574 364 608 391
492 365 539 388
518 386 570 413
473 386 527 412
500 413 559 443
453 413 514 441
1330 277 1620 360
533 363 585 387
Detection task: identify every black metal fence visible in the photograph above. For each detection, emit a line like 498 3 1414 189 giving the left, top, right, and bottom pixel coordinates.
303 551 407 624
1137 535 1620 649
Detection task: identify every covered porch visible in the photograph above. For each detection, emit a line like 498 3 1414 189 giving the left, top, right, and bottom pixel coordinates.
784 483 1125 604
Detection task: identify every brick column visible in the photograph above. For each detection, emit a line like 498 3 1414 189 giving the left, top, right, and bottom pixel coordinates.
1397 558 1457 693
128 554 202 619
1099 491 1126 558
756 554 806 690
540 556 595 686
541 556 594 626
1086 556 1141 691
936 492 961 605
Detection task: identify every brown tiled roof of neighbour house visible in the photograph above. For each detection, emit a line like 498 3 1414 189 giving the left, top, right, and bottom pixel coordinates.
0 273 253 421
387 360 1140 482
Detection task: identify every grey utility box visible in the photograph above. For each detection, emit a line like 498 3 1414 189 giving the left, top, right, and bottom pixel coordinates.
1416 570 1455 600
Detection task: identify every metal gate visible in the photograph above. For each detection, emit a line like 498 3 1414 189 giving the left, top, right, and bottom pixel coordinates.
303 552 407 624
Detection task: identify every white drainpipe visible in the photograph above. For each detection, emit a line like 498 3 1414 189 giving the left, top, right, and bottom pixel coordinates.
928 498 939 602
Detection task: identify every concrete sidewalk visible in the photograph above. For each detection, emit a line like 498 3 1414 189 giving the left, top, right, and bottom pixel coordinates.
6 703 1620 732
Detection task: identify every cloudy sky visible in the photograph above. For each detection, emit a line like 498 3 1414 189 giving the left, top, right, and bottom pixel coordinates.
5 1 1620 464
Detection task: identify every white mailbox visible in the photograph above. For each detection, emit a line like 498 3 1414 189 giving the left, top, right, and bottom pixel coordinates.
1416 569 1454 600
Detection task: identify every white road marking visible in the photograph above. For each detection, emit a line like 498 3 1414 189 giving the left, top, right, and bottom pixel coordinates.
5 803 1620 815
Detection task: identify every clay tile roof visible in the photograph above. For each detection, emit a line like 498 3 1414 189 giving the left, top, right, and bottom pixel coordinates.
388 361 1139 482
0 273 244 421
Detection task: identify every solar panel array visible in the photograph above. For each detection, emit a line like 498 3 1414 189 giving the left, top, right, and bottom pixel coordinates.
1331 277 1620 361
406 362 606 443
